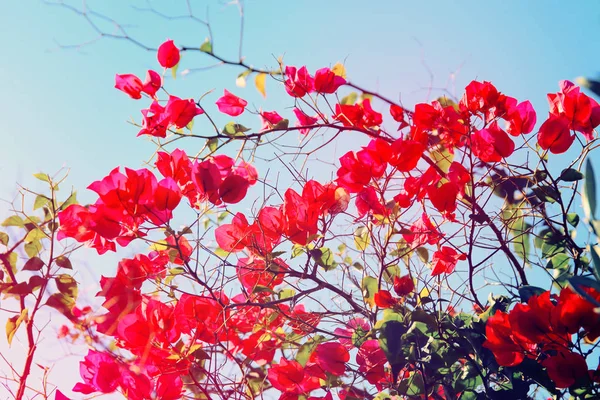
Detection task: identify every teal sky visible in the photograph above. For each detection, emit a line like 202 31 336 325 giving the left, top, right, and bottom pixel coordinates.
1 0 600 397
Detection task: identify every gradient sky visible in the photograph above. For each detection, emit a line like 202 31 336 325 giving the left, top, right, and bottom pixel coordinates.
1 0 600 397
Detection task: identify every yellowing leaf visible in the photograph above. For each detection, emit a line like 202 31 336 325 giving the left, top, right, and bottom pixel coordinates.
417 287 430 306
354 226 370 251
255 73 267 98
332 62 347 79
6 309 27 346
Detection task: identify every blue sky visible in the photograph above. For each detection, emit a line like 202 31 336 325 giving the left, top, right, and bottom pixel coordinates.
1 0 600 397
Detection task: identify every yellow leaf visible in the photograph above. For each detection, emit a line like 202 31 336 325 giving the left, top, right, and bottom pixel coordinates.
417 287 430 306
332 62 347 79
255 73 267 98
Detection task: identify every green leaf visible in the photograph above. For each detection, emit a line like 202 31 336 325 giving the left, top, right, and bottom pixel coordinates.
583 159 597 220
430 146 453 173
55 255 72 270
1 216 24 228
354 226 370 251
382 264 400 285
518 285 546 302
567 213 580 227
207 138 218 152
24 241 42 258
6 309 27 346
590 246 600 282
532 185 559 203
361 276 378 307
295 335 326 367
33 195 50 210
272 119 289 130
559 168 584 182
222 122 251 137
59 191 77 210
416 247 429 263
23 257 44 271
546 253 570 270
33 172 51 183
200 38 212 53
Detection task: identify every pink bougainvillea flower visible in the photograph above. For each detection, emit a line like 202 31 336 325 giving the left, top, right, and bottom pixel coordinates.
313 67 346 94
260 110 284 131
115 74 144 99
215 89 248 116
471 121 515 162
430 246 466 276
505 100 537 136
537 114 575 154
284 65 314 97
309 342 350 376
356 339 388 385
157 39 180 68
293 108 319 135
73 350 122 394
403 213 443 247
165 96 204 129
142 70 162 97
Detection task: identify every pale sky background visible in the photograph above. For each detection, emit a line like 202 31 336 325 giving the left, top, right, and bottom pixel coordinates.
1 0 600 398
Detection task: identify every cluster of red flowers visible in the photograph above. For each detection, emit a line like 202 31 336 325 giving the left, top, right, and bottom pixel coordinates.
55 37 600 399
58 149 257 254
484 288 600 388
538 80 600 153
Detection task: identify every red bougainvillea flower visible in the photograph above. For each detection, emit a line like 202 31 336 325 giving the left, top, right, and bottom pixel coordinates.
374 290 399 308
313 67 346 94
309 342 350 376
334 99 383 130
537 114 574 154
483 311 533 367
471 121 515 162
216 89 248 116
430 246 466 276
554 287 600 341
157 39 180 68
547 80 600 139
115 74 144 99
293 108 319 135
389 138 425 172
389 104 409 130
393 275 415 296
510 292 570 348
284 66 314 97
288 304 322 335
542 351 589 389
73 350 122 394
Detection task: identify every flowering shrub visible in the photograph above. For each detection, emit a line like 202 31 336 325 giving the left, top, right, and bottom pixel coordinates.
4 7 600 400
